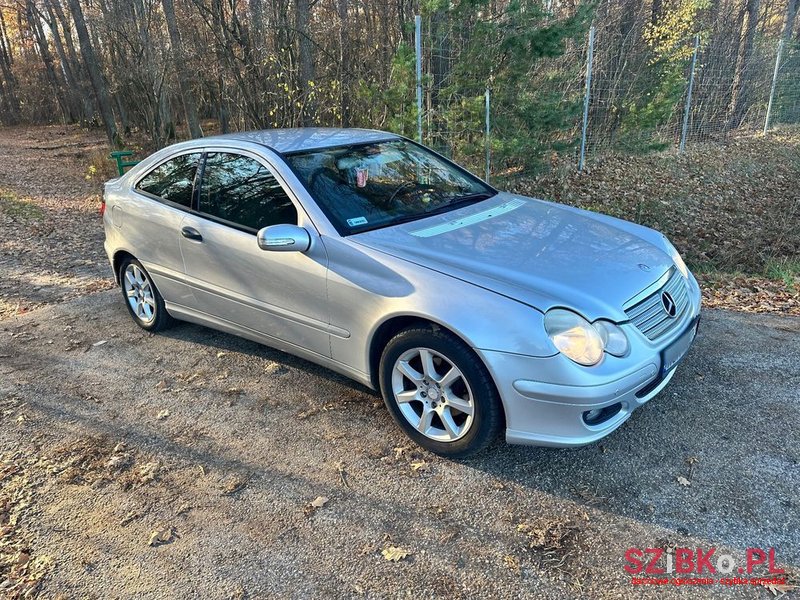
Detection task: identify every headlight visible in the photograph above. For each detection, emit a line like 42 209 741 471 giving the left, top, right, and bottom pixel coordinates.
593 320 629 357
664 237 689 278
544 309 604 366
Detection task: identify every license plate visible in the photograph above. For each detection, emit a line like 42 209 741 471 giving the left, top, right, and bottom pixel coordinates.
660 319 698 376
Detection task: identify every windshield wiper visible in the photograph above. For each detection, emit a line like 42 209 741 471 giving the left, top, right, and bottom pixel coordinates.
447 190 496 206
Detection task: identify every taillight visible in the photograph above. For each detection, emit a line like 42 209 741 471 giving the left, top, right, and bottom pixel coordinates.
100 199 106 216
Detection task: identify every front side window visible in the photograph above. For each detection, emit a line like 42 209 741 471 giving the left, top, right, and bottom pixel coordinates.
198 153 298 230
284 139 495 235
135 152 201 208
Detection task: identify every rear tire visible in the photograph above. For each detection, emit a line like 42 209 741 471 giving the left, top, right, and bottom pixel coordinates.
119 257 174 332
379 326 503 458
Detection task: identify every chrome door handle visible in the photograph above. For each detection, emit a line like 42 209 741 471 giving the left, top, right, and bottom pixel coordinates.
181 226 203 242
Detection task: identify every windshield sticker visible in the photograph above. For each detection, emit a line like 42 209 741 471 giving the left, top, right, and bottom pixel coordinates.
347 216 369 227
410 197 526 238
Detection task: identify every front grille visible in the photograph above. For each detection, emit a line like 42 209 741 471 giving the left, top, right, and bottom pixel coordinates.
625 270 689 340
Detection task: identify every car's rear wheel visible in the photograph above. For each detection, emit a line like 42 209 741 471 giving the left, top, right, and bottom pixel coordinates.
379 326 503 458
119 257 173 332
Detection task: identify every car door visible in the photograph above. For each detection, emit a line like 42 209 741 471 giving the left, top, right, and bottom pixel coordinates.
178 149 331 357
122 151 202 307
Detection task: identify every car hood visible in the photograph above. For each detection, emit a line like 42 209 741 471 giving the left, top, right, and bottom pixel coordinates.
350 192 674 321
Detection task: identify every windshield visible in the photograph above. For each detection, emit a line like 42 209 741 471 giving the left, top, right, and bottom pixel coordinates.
283 139 495 235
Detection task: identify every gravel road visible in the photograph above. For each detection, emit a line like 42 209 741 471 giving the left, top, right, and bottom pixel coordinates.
0 125 798 599
1 290 798 598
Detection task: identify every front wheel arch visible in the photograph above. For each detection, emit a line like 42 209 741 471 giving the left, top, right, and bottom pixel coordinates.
368 316 507 427
368 315 482 390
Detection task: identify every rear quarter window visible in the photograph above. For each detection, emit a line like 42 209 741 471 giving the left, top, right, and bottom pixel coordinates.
135 153 202 208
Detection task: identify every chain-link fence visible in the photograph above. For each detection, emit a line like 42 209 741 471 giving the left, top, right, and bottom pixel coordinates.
415 15 800 178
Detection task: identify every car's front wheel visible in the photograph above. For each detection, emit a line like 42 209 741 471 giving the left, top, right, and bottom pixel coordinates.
379 326 503 458
119 257 173 332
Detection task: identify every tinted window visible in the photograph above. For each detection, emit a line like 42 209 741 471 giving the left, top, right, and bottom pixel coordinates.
199 153 297 230
136 153 201 207
284 140 494 235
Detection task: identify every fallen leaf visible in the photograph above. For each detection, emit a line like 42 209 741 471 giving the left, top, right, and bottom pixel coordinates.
222 476 247 495
382 546 411 562
264 361 285 375
504 554 520 572
310 496 329 508
138 461 160 484
216 351 226 358
763 582 797 596
393 446 410 460
304 495 330 516
410 460 428 472
148 526 174 547
156 409 170 420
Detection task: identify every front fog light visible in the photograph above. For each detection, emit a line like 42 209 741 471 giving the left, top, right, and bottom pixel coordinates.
544 309 604 366
593 320 629 357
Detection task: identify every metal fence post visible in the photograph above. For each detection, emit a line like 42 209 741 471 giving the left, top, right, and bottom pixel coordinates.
764 38 785 135
484 88 491 182
415 15 423 144
680 34 700 153
578 25 595 172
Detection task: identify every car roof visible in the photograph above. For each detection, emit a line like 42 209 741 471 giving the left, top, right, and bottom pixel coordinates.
203 128 401 154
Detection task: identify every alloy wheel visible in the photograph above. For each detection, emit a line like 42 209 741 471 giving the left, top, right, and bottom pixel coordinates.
391 347 475 442
123 263 156 325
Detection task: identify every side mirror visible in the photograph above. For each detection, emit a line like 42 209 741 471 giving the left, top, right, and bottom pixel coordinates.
257 224 311 252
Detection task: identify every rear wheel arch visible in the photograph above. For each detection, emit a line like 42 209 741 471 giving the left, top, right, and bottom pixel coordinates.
112 250 135 284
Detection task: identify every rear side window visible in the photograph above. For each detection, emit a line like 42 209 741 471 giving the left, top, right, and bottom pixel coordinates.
136 153 201 208
198 153 298 230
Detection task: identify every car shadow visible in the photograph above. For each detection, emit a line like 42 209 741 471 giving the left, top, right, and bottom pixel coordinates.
151 308 800 568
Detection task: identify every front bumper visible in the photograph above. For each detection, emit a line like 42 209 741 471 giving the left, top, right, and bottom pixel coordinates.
478 277 701 447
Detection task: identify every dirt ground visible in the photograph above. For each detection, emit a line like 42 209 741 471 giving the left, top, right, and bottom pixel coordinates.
0 125 112 320
1 125 799 598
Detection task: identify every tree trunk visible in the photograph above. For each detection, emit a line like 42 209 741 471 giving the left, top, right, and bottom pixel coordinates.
162 0 203 138
0 11 20 122
27 0 71 122
783 0 799 41
250 0 263 51
43 0 83 121
49 0 94 120
66 0 119 145
728 0 761 129
338 0 350 127
295 0 315 126
651 0 662 25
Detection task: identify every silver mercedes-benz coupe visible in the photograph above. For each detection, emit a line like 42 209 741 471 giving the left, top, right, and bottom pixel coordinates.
103 128 701 457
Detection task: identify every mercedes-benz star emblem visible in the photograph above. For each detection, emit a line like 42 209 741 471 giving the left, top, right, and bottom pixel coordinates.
661 291 677 318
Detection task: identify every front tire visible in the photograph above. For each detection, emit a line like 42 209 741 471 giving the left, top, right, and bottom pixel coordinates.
379 326 503 458
119 257 173 332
